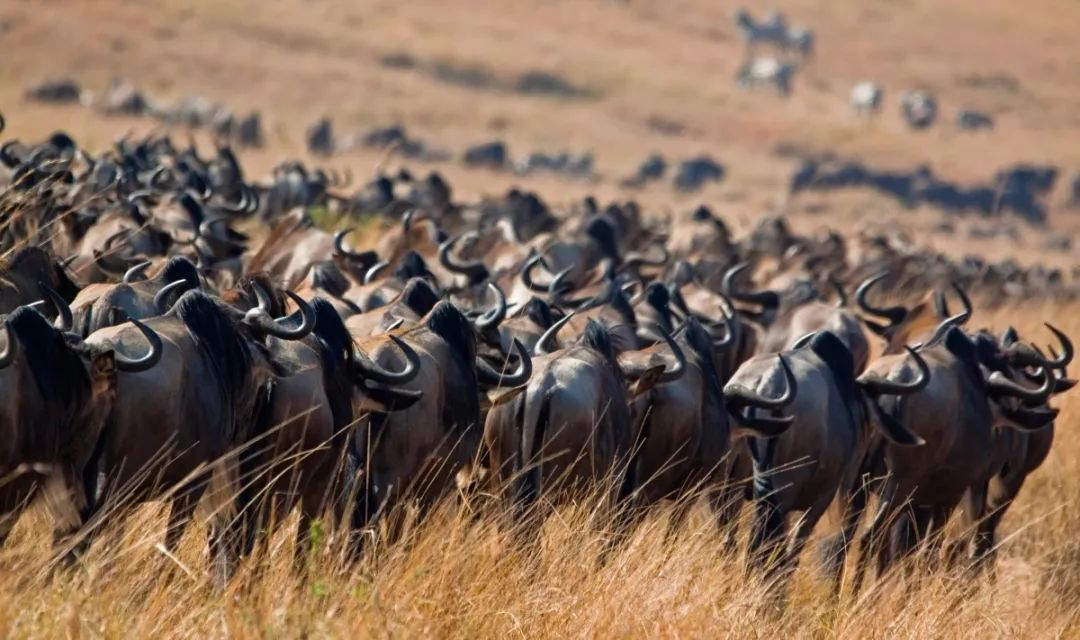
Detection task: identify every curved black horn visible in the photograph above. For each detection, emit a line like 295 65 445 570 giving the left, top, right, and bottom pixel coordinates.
653 323 686 384
114 318 163 372
854 272 907 327
0 321 17 369
476 338 533 388
438 235 489 284
829 278 848 307
535 312 575 355
474 283 507 331
520 254 552 294
122 260 152 283
245 287 316 340
857 346 930 395
364 260 389 284
986 368 1053 405
354 335 421 385
1042 323 1074 369
925 310 969 346
334 229 370 262
154 279 192 313
950 281 973 324
36 282 72 331
549 269 594 310
724 355 798 409
722 263 779 310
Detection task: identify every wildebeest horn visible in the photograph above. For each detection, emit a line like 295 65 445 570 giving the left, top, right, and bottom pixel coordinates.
334 229 372 262
986 368 1053 405
858 346 930 395
474 283 507 331
246 283 316 340
476 338 532 388
127 189 159 204
535 312 575 355
829 278 848 307
154 279 192 313
652 324 686 383
791 332 817 349
122 260 152 283
924 310 969 346
722 263 779 310
198 219 247 248
0 321 17 369
114 318 163 372
950 282 972 323
438 234 489 283
549 268 594 310
724 355 797 409
364 260 389 284
35 282 73 331
854 272 907 327
1041 323 1074 369
354 335 421 385
520 254 552 293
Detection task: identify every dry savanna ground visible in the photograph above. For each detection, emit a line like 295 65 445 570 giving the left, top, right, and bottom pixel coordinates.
2 0 1080 637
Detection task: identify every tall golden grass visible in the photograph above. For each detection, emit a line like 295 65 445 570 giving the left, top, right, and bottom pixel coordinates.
0 300 1076 638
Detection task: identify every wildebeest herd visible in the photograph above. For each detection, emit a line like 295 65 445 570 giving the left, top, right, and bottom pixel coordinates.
0 110 1072 595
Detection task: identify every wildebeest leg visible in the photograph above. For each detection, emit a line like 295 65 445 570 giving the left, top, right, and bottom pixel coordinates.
782 495 832 585
0 474 41 548
818 479 869 594
851 478 900 594
746 437 784 576
948 483 988 571
164 481 208 555
48 465 93 567
971 479 1017 581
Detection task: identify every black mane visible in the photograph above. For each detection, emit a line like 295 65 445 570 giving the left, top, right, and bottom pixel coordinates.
170 290 255 440
7 307 92 457
309 297 354 430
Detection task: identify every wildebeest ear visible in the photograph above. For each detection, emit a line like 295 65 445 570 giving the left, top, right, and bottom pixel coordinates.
864 396 925 447
481 385 527 410
90 350 117 394
628 365 665 398
357 383 423 413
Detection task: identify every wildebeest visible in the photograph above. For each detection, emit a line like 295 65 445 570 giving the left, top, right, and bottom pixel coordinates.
727 331 926 590
851 324 1058 591
0 297 162 557
901 91 937 129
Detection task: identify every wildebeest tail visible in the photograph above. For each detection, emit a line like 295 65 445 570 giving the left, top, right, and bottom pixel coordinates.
515 390 552 510
310 296 354 429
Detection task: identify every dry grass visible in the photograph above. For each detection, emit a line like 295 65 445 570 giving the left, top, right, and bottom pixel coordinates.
0 300 1074 638
3 0 1080 635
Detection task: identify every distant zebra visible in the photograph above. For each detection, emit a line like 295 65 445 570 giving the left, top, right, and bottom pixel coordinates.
851 82 883 116
732 8 789 53
737 58 796 97
784 27 815 59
